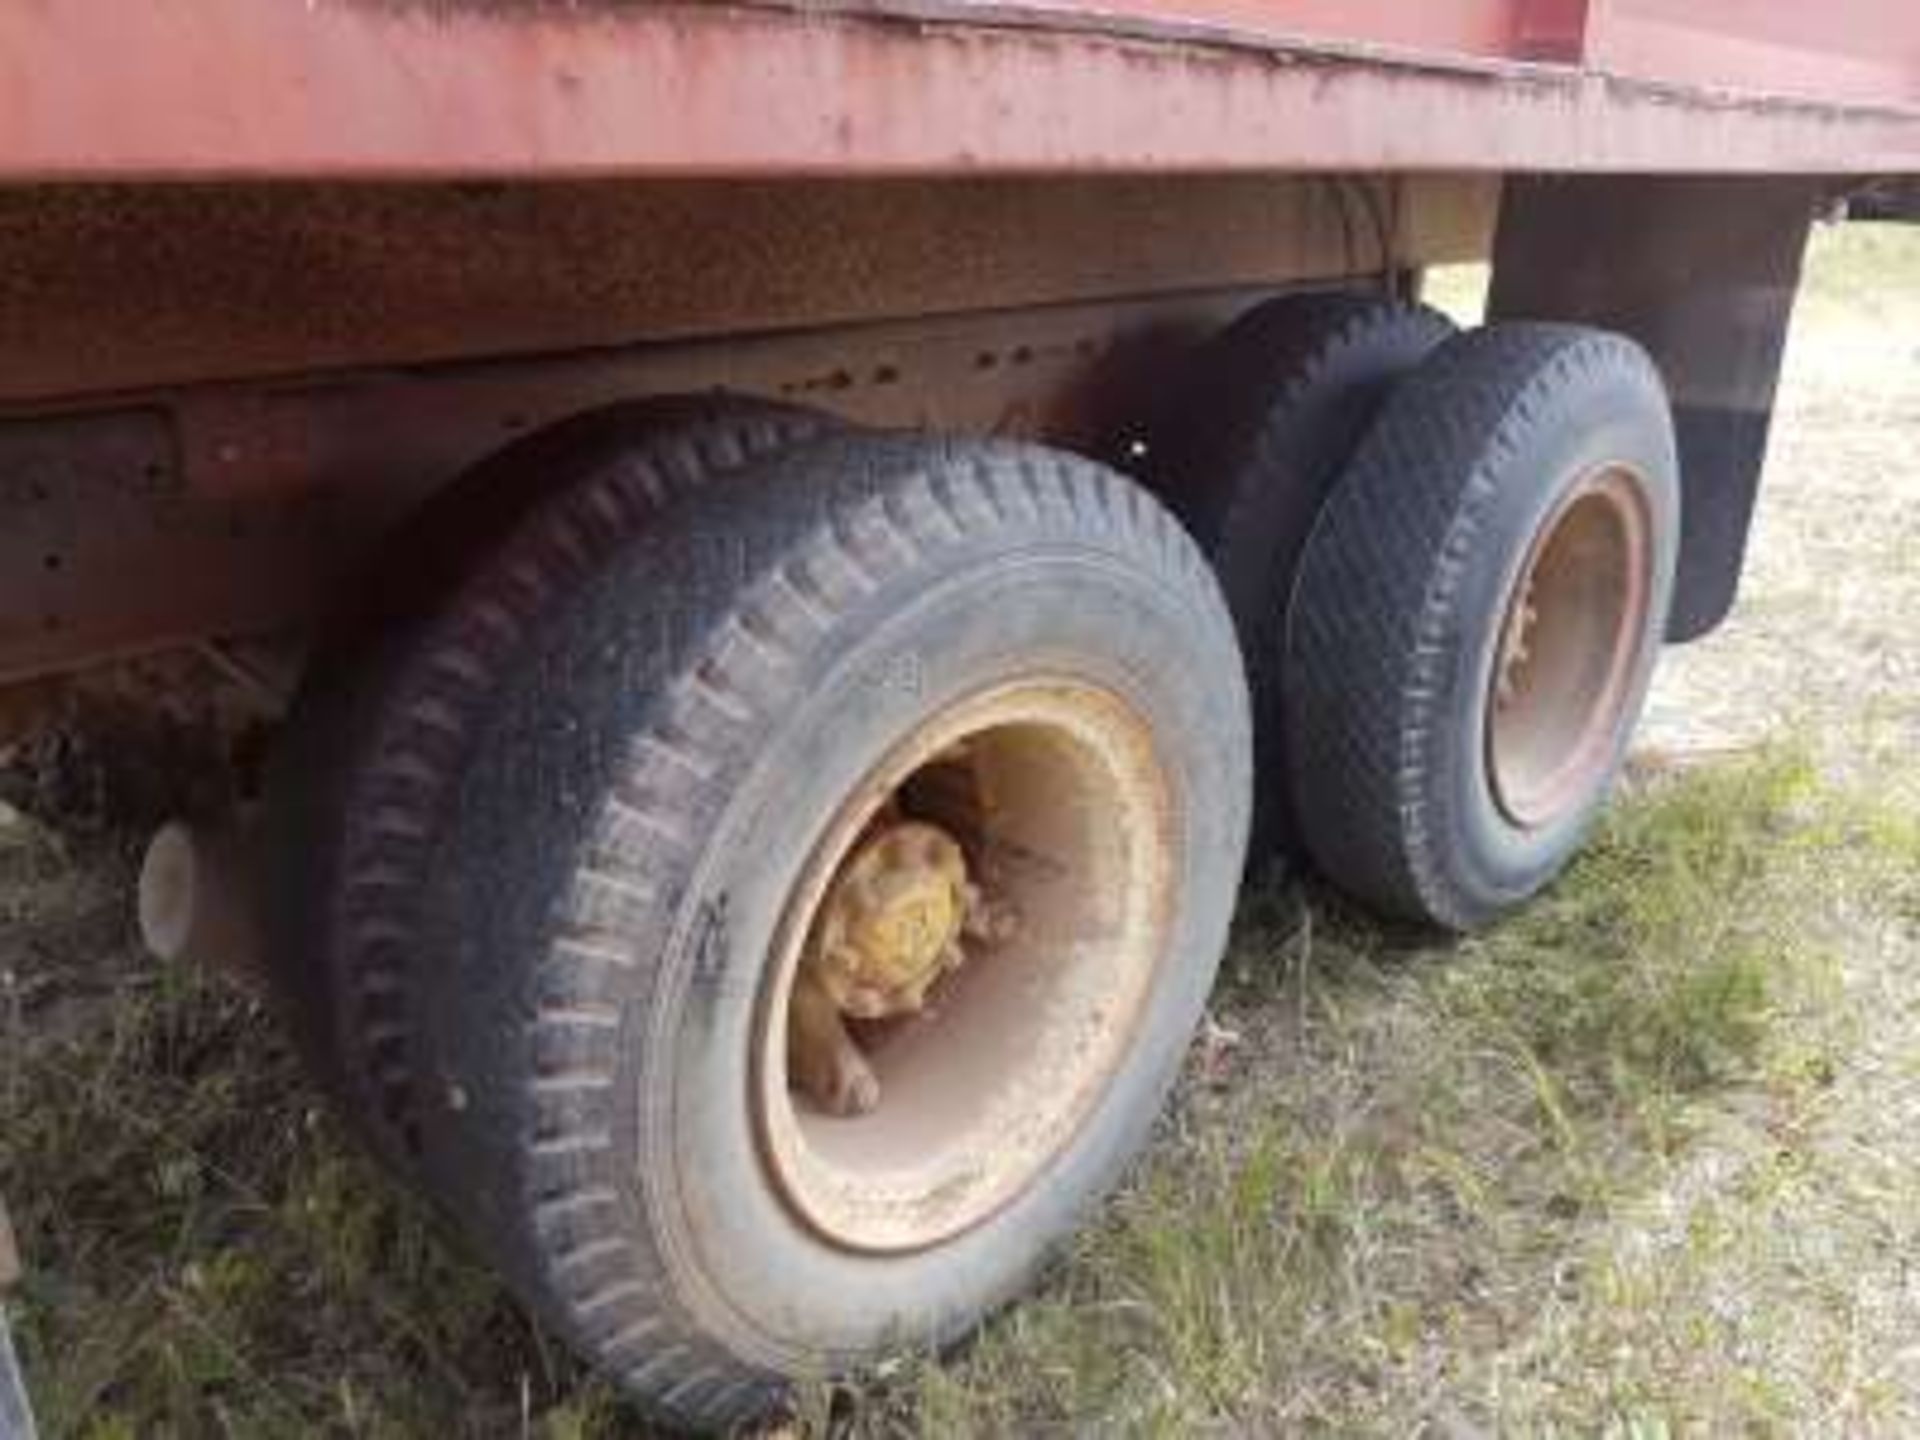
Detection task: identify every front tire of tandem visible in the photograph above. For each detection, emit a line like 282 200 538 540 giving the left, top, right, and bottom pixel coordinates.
277 427 1250 1427
1286 324 1680 931
1125 292 1454 864
264 397 834 1178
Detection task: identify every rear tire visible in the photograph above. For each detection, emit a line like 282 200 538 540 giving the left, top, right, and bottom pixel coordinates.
1286 324 1679 929
1127 292 1454 860
276 427 1250 1428
265 397 833 1173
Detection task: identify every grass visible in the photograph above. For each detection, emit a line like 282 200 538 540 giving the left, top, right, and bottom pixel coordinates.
0 821 621 1437
1794 219 1920 316
6 747 1913 1435
817 749 1910 1435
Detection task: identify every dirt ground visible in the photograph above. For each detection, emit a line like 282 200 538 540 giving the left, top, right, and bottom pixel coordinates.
2 222 1918 1437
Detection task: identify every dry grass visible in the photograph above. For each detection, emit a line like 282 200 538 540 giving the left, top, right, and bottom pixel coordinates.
4 223 1919 1438
9 750 1906 1437
821 750 1918 1435
0 816 628 1437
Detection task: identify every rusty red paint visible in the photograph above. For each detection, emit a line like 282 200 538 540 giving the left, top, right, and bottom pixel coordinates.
1016 0 1525 59
0 170 1493 679
0 287 1279 682
1591 0 1920 109
1509 0 1599 62
966 0 1919 106
0 174 1493 405
0 2 1913 182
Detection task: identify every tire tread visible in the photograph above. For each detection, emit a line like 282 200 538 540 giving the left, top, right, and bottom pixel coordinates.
1287 324 1669 926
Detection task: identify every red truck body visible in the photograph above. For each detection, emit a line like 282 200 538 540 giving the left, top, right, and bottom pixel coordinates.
0 1 1914 685
2 1 1916 178
2 8 1918 1428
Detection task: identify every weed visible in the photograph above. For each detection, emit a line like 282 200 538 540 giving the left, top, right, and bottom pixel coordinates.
3 742 1914 1434
823 748 1911 1434
0 829 609 1437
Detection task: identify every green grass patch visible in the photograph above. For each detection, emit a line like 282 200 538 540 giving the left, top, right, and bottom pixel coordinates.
819 749 1902 1433
1796 220 1920 312
1439 753 1826 1136
3 748 1910 1435
0 828 620 1438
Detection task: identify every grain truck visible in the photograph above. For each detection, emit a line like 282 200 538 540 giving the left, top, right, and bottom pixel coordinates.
1 1 1916 1428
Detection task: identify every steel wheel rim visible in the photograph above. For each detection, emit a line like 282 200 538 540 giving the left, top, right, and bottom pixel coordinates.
753 679 1176 1253
1486 465 1654 830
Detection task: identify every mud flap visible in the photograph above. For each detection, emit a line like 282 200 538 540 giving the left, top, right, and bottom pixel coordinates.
1488 175 1823 642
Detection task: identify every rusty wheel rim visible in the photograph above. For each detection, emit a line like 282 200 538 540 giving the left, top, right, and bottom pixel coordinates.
753 680 1175 1253
1487 465 1653 831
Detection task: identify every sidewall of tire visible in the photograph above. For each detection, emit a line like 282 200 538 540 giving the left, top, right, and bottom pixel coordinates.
265 398 830 1180
1423 370 1679 918
655 550 1245 1363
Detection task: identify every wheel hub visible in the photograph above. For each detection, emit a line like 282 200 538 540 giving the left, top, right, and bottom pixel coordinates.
1486 466 1653 830
811 819 970 1018
756 682 1176 1253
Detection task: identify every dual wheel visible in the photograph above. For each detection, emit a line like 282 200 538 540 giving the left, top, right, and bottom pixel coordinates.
267 296 1679 1429
1134 296 1679 927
